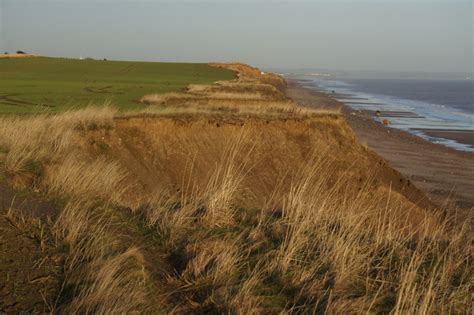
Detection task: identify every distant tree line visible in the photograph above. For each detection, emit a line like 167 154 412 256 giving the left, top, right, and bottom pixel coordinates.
4 50 27 54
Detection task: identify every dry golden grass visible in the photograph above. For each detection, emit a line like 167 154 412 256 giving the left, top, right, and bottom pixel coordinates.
54 200 156 313
140 80 284 105
0 53 36 59
137 68 341 122
0 107 155 312
54 200 115 272
201 128 254 227
46 154 126 204
0 66 471 313
157 174 468 313
187 81 284 99
140 92 201 105
66 247 151 314
139 94 338 119
132 129 472 314
0 106 115 174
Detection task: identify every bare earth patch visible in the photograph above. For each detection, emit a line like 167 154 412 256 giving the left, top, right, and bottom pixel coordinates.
0 183 62 313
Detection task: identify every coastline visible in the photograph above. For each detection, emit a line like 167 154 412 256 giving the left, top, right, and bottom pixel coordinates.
286 80 474 210
291 76 474 152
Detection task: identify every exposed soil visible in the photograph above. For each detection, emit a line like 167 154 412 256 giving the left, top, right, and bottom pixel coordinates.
80 113 432 213
286 82 474 211
0 181 63 313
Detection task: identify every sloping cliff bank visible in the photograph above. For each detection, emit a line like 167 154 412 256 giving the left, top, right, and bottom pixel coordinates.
83 113 431 213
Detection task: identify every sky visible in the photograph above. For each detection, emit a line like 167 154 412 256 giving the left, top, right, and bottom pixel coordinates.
0 0 472 73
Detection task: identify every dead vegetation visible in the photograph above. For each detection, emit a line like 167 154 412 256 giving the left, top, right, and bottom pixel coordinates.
0 63 472 313
135 131 470 314
0 53 36 59
138 62 318 119
0 106 115 176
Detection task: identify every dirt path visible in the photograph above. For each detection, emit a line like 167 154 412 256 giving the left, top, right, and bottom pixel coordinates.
0 182 62 313
287 83 474 210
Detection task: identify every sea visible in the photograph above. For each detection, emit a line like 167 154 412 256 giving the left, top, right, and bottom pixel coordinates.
285 71 474 152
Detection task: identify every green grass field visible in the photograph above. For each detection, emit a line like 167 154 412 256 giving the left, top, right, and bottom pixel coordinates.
0 57 235 114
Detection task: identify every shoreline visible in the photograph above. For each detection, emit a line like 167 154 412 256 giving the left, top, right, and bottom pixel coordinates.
286 80 474 210
291 77 474 152
413 129 474 148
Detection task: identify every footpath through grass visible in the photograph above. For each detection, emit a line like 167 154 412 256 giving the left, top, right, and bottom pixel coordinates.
0 57 235 114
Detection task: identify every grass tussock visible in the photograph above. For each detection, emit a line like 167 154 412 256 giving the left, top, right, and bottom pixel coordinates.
201 128 254 227
46 154 126 203
0 106 115 174
54 199 156 313
66 247 151 314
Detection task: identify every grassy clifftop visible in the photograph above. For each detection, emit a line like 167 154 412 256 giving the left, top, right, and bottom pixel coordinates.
0 62 472 313
0 57 235 114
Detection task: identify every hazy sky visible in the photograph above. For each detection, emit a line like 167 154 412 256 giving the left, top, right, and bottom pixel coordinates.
1 0 472 73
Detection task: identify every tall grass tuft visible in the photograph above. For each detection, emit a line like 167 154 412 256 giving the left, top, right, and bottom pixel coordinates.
67 247 152 314
46 154 126 204
0 106 115 174
54 199 156 313
202 127 255 227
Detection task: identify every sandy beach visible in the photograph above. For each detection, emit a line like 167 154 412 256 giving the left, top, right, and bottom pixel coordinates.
287 81 474 210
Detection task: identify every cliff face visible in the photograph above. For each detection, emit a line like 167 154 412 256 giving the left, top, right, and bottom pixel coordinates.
82 114 428 214
209 62 287 92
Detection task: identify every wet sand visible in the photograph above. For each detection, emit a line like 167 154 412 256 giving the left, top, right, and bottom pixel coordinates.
414 129 474 148
287 81 474 210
